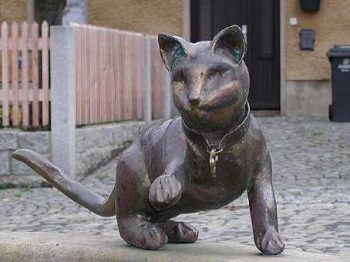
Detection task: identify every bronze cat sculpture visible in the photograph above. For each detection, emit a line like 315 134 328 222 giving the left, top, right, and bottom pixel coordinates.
13 25 285 255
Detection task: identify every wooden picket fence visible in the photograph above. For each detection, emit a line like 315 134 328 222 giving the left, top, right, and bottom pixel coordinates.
0 21 50 129
0 22 170 129
74 24 169 126
75 25 143 125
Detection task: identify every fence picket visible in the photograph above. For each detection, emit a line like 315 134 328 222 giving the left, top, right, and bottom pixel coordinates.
120 33 125 120
11 22 19 126
89 28 95 123
102 28 107 122
80 28 87 124
1 22 9 127
115 31 121 120
126 33 133 119
132 34 138 119
109 30 114 122
137 36 144 119
31 23 39 128
21 22 29 128
106 29 112 122
93 28 98 123
42 21 49 127
85 27 89 124
76 26 82 125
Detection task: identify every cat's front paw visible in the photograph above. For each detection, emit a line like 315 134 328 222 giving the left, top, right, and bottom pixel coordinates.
149 175 182 211
164 220 199 243
255 227 285 255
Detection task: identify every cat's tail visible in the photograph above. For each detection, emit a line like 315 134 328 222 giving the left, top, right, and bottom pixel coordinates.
12 149 115 217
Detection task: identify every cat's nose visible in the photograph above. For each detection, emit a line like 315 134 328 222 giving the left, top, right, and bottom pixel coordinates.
189 77 202 105
189 94 201 105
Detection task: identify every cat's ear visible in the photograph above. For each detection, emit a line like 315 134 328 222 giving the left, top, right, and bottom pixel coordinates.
158 33 188 71
211 25 247 65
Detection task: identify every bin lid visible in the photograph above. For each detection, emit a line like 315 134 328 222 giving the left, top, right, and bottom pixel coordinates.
328 45 350 58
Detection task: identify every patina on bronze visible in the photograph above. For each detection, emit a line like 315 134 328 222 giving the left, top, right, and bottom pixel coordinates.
12 25 285 255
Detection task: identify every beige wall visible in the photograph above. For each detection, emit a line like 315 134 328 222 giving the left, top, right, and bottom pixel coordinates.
0 0 27 22
88 0 183 36
286 0 350 80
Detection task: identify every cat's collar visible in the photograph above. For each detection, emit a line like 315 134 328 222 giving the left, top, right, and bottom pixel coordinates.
182 102 251 177
182 102 251 150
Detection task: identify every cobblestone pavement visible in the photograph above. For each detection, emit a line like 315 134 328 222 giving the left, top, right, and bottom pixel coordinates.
1 117 350 256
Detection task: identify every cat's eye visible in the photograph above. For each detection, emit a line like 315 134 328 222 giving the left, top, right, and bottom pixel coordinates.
207 66 228 79
172 70 187 84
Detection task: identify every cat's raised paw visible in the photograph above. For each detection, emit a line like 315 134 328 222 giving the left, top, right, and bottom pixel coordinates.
149 175 182 211
256 227 285 255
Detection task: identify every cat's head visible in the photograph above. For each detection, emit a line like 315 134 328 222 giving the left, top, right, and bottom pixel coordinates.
158 25 249 132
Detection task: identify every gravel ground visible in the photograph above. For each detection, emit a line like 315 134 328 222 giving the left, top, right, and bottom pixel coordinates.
0 117 349 255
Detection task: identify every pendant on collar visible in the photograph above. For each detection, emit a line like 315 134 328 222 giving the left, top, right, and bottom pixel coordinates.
209 148 222 177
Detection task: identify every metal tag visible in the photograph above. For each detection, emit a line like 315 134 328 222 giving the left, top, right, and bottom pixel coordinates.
209 149 219 177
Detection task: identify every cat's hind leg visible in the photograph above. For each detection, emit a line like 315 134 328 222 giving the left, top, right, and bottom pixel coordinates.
163 220 199 243
116 145 168 250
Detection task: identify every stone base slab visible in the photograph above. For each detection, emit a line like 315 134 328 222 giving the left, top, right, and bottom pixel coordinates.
0 232 343 262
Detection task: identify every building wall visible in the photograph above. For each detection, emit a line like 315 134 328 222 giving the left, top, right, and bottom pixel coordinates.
88 0 183 36
0 0 27 22
284 0 350 116
286 0 350 80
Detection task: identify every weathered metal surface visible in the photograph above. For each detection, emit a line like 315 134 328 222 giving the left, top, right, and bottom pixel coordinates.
12 25 284 255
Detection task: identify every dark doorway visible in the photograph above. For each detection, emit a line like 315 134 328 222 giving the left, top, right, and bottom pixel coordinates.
35 0 66 25
191 0 280 110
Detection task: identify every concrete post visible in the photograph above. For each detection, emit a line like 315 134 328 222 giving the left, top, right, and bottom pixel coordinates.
182 0 191 41
62 0 87 26
50 26 76 177
26 0 35 25
143 36 152 122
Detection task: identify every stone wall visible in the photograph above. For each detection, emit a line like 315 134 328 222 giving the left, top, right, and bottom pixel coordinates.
75 121 147 178
0 121 149 187
0 129 51 187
